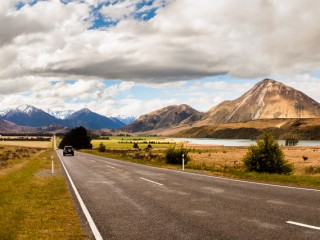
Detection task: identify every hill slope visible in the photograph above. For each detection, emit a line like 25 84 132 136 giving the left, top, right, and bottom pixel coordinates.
123 104 204 132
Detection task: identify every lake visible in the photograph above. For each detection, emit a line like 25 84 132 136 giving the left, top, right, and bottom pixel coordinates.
168 138 320 147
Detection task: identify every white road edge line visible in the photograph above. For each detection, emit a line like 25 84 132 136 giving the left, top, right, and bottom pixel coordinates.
139 177 163 186
106 164 115 169
286 221 320 231
57 152 103 240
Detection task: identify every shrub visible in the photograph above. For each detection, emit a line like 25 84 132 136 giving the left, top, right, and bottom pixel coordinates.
165 145 190 165
243 132 293 174
133 142 139 149
302 155 308 161
98 142 106 152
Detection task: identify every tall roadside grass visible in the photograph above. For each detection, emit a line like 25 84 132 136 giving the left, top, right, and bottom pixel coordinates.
0 147 85 239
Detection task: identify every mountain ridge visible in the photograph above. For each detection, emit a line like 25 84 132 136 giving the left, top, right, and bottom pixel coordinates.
0 105 129 130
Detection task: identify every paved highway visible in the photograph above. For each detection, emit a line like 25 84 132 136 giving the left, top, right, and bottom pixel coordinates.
57 150 320 240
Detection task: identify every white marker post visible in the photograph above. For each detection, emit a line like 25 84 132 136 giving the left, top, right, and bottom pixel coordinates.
51 155 54 174
182 153 185 171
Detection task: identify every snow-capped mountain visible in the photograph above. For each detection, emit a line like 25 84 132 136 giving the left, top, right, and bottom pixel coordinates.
66 108 125 130
0 105 134 129
45 109 75 119
114 115 137 125
0 108 9 117
2 105 62 127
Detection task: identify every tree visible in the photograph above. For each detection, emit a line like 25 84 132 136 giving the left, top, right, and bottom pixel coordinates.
243 132 293 174
59 126 92 150
98 142 106 152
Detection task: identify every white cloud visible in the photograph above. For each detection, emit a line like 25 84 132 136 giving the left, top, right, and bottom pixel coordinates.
1 0 320 117
2 0 320 83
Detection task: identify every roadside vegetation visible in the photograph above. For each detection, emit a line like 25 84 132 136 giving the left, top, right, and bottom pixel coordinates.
0 145 85 239
243 132 293 174
82 135 320 189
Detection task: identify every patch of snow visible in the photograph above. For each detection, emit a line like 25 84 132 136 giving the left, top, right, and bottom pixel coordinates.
45 109 75 119
16 105 38 116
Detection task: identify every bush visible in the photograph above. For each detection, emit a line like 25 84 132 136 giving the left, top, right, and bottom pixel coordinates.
165 145 190 165
133 142 139 149
98 142 106 152
243 132 293 174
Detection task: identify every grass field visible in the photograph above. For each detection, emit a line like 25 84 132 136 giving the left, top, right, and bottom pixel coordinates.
0 141 51 148
83 137 320 189
0 136 52 149
0 146 85 239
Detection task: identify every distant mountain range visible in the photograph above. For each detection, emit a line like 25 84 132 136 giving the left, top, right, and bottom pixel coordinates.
0 105 136 131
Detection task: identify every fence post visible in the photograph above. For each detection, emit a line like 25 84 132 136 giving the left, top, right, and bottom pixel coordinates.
182 154 185 171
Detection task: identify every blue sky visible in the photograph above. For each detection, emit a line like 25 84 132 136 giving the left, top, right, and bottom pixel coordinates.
1 0 320 117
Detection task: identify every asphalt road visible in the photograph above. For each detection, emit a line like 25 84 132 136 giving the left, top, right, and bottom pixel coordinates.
57 150 320 240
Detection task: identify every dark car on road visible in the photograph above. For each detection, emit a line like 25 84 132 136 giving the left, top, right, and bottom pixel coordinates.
63 146 74 156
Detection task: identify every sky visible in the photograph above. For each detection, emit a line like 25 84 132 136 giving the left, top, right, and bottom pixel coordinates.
1 0 320 117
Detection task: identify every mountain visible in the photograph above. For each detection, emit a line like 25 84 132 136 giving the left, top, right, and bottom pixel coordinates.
66 108 125 130
114 115 137 125
1 105 62 127
45 109 75 119
198 79 320 125
0 108 9 117
123 104 203 132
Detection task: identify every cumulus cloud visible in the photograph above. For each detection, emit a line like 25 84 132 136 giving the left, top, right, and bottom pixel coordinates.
1 0 320 83
1 0 320 116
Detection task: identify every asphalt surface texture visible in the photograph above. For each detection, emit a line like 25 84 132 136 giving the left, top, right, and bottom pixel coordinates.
57 150 320 240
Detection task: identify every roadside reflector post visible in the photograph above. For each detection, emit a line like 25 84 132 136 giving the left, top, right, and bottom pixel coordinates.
182 154 185 171
51 155 54 174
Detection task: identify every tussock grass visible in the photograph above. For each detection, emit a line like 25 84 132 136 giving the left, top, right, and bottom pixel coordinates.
83 141 320 189
0 147 85 239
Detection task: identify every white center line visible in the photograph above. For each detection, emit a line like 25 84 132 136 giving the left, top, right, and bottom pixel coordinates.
139 177 163 186
106 164 115 169
287 221 320 231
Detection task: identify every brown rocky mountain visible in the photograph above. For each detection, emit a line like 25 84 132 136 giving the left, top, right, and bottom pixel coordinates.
123 104 204 133
0 119 69 134
197 79 320 125
123 79 320 135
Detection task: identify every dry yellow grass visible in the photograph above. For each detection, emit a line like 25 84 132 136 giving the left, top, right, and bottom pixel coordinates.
0 141 51 148
186 144 320 176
